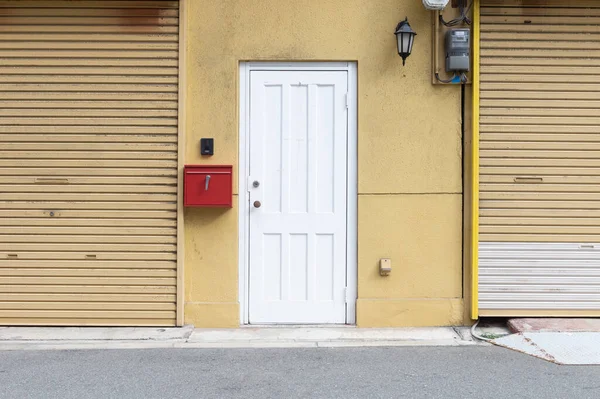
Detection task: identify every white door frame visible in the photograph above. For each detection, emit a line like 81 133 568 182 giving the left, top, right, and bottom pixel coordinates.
238 62 358 325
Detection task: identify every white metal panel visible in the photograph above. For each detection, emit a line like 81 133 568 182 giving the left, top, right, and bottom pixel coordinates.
480 243 600 310
248 70 348 324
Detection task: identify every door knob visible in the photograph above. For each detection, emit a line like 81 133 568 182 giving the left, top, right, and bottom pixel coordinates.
253 201 262 208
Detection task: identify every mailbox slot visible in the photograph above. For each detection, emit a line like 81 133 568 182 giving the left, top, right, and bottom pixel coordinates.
184 165 232 208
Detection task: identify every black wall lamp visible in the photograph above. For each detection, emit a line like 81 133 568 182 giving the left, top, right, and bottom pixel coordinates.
394 18 417 66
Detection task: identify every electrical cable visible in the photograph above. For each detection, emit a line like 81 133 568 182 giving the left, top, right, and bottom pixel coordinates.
470 319 493 342
435 72 468 84
462 0 473 25
440 0 473 27
460 82 465 300
435 72 457 83
460 83 466 298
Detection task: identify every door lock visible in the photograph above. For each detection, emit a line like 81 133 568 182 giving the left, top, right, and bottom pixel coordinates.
253 181 260 188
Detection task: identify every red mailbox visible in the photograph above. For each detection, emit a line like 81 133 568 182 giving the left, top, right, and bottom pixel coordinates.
184 165 233 208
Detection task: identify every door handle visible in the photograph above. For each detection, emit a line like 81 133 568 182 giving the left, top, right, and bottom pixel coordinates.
205 175 211 191
253 200 262 208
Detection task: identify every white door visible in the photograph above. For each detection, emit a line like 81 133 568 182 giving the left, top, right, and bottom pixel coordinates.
248 70 349 324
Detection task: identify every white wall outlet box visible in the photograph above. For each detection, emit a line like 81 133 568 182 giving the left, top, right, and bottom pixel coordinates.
379 258 392 276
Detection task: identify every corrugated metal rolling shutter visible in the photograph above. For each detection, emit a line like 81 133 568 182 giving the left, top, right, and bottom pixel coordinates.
478 0 600 314
0 1 179 326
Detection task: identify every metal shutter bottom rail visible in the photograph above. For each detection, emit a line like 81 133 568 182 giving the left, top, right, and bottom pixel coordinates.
0 0 179 326
478 0 600 314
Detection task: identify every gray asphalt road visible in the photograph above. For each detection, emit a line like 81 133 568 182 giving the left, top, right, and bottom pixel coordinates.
0 346 598 399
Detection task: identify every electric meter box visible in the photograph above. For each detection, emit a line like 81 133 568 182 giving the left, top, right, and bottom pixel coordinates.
445 28 470 72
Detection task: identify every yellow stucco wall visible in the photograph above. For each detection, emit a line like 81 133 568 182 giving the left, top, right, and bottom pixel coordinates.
183 0 464 327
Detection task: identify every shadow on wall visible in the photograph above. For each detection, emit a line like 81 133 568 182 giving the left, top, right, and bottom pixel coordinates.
184 207 232 227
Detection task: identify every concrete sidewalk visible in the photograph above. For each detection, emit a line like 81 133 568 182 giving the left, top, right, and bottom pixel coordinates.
0 326 480 350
